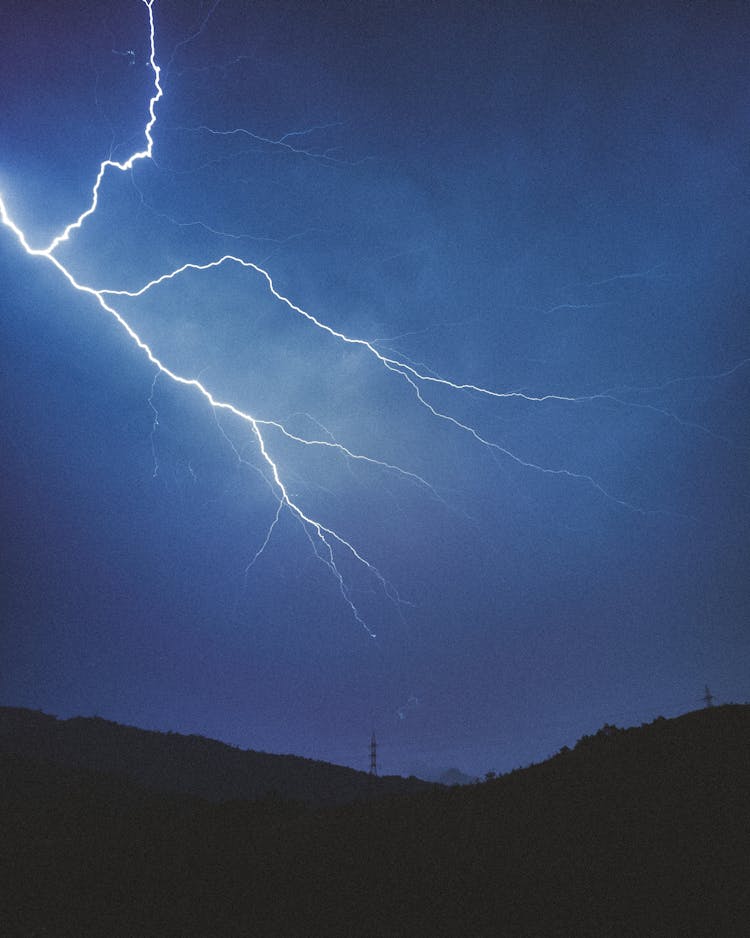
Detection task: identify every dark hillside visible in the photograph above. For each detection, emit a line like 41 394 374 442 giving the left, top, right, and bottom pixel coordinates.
0 707 430 806
2 705 748 936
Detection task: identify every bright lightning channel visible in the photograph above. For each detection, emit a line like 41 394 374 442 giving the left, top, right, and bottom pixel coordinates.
0 0 701 633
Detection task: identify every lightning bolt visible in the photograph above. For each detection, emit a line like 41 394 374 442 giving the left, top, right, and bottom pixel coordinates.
1 0 723 634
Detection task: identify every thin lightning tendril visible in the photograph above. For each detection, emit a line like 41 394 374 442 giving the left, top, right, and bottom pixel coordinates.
147 371 161 477
245 499 284 576
171 121 366 166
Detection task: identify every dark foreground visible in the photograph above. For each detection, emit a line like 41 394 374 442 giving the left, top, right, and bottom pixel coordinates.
2 705 748 936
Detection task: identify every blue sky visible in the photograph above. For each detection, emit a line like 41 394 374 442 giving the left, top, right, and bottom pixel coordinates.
1 0 748 777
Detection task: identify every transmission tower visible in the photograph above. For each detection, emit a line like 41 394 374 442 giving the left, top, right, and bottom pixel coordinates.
369 731 378 776
702 685 715 708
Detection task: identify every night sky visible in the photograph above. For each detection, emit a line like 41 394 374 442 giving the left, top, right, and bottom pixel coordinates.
1 0 748 779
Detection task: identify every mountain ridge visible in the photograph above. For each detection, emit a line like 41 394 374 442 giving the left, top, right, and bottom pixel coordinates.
0 705 431 806
2 704 748 935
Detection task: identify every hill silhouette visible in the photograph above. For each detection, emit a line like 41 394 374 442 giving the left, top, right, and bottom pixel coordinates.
2 704 748 936
0 707 430 806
